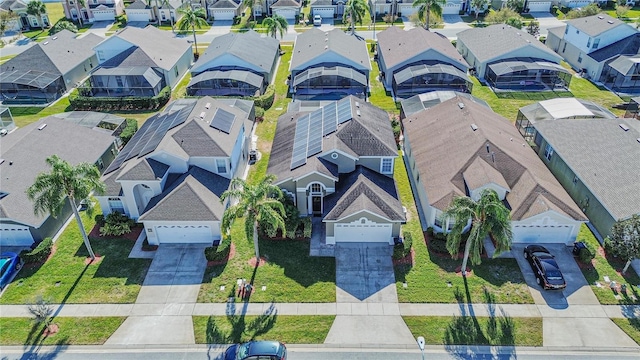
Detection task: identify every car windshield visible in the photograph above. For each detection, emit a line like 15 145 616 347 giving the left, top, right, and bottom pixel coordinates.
0 259 10 276
236 343 250 360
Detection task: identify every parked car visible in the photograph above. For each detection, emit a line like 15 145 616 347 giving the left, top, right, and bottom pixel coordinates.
523 245 566 290
0 252 22 290
225 340 286 360
313 15 322 26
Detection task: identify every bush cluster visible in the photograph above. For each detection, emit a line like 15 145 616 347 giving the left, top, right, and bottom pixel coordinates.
392 231 414 259
20 238 53 264
254 85 275 110
69 86 171 111
99 212 134 236
119 119 138 146
204 240 231 262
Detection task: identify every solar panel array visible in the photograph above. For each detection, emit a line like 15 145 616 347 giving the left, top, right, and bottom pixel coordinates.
210 108 236 134
290 98 353 170
105 102 197 174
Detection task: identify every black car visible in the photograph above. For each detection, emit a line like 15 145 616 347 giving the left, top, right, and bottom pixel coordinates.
224 340 286 360
523 245 566 290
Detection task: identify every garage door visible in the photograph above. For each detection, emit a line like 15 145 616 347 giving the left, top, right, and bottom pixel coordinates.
155 225 213 244
442 2 461 15
212 10 235 20
334 219 392 243
274 9 296 19
0 225 34 247
398 4 416 17
125 10 151 22
512 224 573 244
313 7 334 18
527 1 550 12
92 10 115 21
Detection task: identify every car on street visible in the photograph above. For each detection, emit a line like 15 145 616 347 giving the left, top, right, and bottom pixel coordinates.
313 15 322 26
0 252 22 290
523 245 566 290
225 340 287 360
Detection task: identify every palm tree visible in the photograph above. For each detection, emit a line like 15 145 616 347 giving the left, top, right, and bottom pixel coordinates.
262 14 288 39
26 155 106 261
412 0 445 30
470 0 489 20
342 0 367 35
26 0 47 30
220 175 286 261
176 4 208 57
243 0 256 24
442 189 512 276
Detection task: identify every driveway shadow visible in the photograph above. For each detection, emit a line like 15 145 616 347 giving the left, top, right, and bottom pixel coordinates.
335 243 396 301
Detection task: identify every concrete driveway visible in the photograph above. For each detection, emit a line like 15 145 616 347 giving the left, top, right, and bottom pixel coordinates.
531 12 566 37
334 243 397 302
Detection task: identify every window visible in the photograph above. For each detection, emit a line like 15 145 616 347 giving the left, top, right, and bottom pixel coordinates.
216 159 226 173
434 215 443 228
592 38 599 49
108 197 125 213
562 42 567 53
586 38 591 48
544 143 554 161
310 183 322 193
96 50 104 61
381 158 393 174
174 66 178 77
97 158 104 169
572 175 578 185
577 53 583 63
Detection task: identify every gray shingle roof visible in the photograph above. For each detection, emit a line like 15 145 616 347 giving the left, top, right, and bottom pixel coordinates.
100 46 159 68
117 158 169 181
126 0 149 9
589 33 640 63
457 24 559 64
290 29 371 72
377 26 468 71
192 30 280 75
533 119 640 220
310 0 332 5
567 14 628 37
0 119 116 227
0 0 27 11
210 0 240 9
110 26 192 71
271 0 301 6
402 95 586 221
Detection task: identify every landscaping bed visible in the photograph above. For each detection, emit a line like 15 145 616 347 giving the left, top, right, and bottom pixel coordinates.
0 317 125 345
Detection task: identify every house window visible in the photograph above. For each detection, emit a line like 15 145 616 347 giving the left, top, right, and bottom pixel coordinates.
311 183 322 193
586 38 591 48
96 50 104 61
216 159 226 173
578 53 583 63
174 66 178 77
97 158 104 169
562 42 567 53
564 27 568 34
544 143 554 161
380 158 393 174
434 215 443 228
108 197 125 213
572 175 578 185
592 38 599 49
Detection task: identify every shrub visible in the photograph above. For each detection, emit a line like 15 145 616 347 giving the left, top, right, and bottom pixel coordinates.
69 86 171 111
393 231 414 259
99 212 134 236
255 106 265 121
578 246 595 264
254 85 275 110
50 20 77 34
119 119 138 146
94 214 105 227
204 240 231 262
302 217 312 238
20 238 53 264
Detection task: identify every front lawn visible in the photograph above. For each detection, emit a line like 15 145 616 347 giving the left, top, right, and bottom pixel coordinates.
193 315 334 344
0 208 151 304
0 317 125 345
576 226 640 305
612 318 640 346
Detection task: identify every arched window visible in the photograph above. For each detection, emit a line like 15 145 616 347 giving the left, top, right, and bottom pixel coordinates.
311 183 322 193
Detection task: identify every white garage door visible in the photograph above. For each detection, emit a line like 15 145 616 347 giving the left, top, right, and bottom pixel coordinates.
125 10 151 22
512 225 573 244
442 2 461 15
92 10 115 21
398 4 416 17
155 225 213 244
274 9 296 20
566 0 592 8
0 225 34 247
313 8 334 18
334 219 392 243
212 10 235 20
527 1 551 12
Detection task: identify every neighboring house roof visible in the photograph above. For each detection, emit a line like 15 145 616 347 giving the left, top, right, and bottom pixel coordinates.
126 0 149 10
323 166 405 222
401 91 490 118
1 30 101 79
116 157 169 181
159 0 183 9
271 0 301 7
138 166 230 222
533 119 640 221
402 95 586 221
100 46 159 68
547 25 565 39
290 28 371 72
377 26 468 71
310 0 333 5
192 30 279 75
0 118 115 227
106 26 191 71
518 98 617 123
567 14 627 37
589 33 640 63
0 0 27 12
457 24 559 64
210 0 240 9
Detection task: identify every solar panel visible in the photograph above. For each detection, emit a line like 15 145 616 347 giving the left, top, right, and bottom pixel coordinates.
210 108 236 134
337 98 352 124
307 112 323 156
290 114 310 169
322 102 337 135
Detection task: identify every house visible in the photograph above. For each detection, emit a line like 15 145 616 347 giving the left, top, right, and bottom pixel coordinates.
290 28 371 100
0 0 50 31
310 0 340 19
270 0 301 19
400 90 489 119
267 96 405 245
369 0 461 17
124 0 152 22
556 0 597 8
89 26 192 97
97 97 256 246
522 0 552 12
63 0 125 23
531 118 640 240
457 24 571 91
207 0 243 21
126 0 184 23
188 30 280 97
402 94 587 244
545 14 640 93
377 26 471 98
0 30 101 104
0 114 120 247
516 98 617 141
0 107 16 135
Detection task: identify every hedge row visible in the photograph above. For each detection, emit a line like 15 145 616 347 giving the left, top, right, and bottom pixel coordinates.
393 231 413 260
254 85 275 110
20 237 53 265
204 240 231 262
69 86 171 111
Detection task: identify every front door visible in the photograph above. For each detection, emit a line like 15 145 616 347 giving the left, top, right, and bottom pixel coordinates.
312 196 322 216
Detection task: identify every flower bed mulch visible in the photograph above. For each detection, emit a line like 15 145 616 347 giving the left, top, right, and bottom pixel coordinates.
88 225 143 241
84 254 103 265
393 248 415 266
23 244 57 269
248 256 268 267
207 243 236 267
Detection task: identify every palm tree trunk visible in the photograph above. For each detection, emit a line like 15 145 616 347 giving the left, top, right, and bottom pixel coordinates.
69 196 95 260
461 235 472 276
351 12 355 35
425 8 430 30
252 220 260 260
155 0 161 26
75 2 83 27
192 23 198 55
623 259 632 274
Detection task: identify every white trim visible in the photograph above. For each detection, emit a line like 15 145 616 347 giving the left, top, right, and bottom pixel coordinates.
320 148 357 161
325 209 399 223
293 170 337 182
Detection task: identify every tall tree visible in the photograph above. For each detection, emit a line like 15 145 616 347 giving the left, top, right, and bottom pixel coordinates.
343 0 367 35
413 0 445 30
176 4 208 56
26 0 47 30
605 215 640 274
263 14 288 39
442 189 513 276
0 11 17 37
26 155 105 260
220 175 286 260
470 0 489 20
65 0 86 27
243 0 256 23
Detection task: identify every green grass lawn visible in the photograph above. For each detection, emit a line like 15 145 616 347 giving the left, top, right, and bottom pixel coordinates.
0 208 151 304
369 61 400 114
403 316 543 346
193 315 334 344
576 226 640 305
612 318 640 345
172 72 192 99
0 317 125 345
605 8 640 19
46 3 66 26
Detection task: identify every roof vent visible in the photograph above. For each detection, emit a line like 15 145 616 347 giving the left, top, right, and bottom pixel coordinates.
597 15 604 19
458 102 465 109
324 45 328 50
608 20 614 24
637 138 640 144
43 41 49 45
355 101 360 108
619 123 630 131
470 124 478 131
199 111 206 119
356 110 361 116
0 159 4 165
52 36 58 40
205 102 210 109
38 123 47 130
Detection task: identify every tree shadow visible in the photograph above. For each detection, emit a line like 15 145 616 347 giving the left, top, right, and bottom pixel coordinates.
259 240 335 288
86 237 151 286
18 330 69 360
